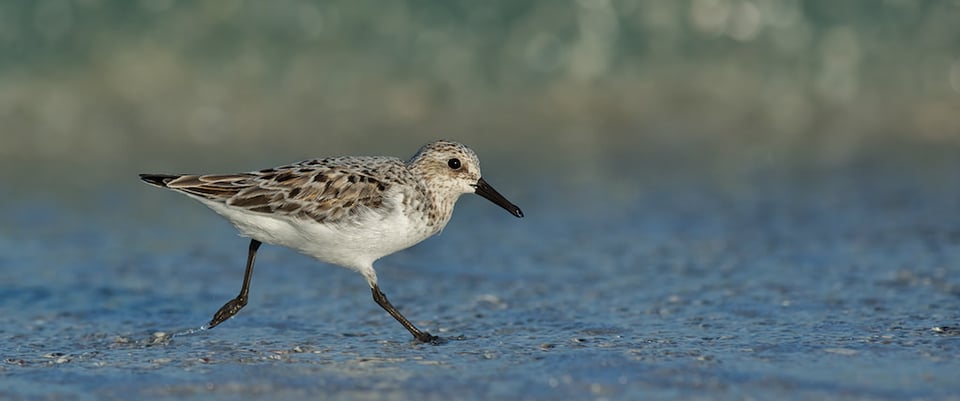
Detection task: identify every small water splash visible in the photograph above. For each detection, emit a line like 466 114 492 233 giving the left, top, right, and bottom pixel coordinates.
171 325 209 338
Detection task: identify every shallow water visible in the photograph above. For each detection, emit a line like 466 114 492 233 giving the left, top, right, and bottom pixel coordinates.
2 167 959 401
3 0 960 398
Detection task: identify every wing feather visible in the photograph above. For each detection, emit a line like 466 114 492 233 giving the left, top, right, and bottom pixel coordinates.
148 157 409 224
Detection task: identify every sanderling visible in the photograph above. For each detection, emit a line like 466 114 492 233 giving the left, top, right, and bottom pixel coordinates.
140 140 523 343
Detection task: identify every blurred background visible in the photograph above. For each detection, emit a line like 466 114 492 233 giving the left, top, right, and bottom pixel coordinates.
2 0 959 190
3 2 960 399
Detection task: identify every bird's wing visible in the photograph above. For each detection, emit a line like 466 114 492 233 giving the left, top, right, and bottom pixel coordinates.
148 156 408 223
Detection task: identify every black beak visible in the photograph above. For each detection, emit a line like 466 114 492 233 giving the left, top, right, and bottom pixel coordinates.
473 177 524 218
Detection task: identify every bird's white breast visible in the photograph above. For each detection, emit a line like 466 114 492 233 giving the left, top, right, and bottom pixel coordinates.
198 191 439 272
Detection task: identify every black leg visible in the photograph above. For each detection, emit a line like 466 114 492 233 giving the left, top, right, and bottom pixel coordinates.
208 239 262 328
371 284 438 343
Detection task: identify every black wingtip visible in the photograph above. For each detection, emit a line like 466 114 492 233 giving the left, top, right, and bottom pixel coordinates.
139 173 179 187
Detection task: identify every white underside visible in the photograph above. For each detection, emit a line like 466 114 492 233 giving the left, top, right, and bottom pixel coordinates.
196 196 436 286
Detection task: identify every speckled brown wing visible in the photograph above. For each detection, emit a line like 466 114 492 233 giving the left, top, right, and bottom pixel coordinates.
158 156 408 223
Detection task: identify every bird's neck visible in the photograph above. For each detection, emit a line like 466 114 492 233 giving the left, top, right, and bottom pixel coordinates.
423 184 458 231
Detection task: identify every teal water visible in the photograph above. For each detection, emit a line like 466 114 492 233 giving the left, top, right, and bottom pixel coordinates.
3 1 960 399
2 165 958 400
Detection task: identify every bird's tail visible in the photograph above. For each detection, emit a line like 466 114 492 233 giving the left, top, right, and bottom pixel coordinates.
139 173 182 188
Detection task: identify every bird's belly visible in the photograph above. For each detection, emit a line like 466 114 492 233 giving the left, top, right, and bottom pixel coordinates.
296 213 434 268
205 202 435 270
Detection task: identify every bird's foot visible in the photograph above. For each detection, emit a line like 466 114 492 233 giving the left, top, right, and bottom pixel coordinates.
416 332 447 345
208 296 246 328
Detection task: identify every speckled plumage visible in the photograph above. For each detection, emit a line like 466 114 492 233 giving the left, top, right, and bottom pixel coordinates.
140 140 523 342
156 156 412 225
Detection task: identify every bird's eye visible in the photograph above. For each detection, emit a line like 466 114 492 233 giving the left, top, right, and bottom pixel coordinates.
447 158 461 169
